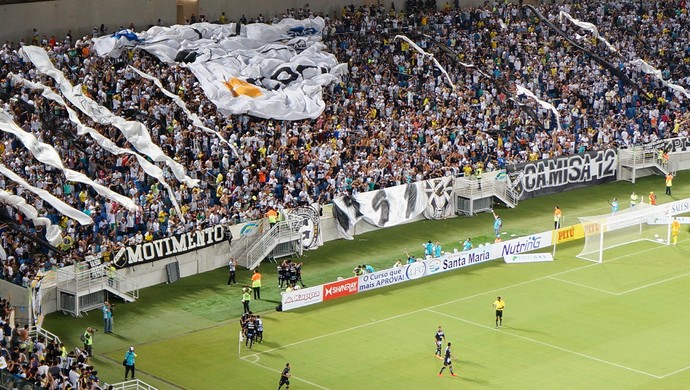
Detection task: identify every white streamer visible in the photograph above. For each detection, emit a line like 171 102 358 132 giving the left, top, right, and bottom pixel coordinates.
127 66 242 161
9 75 185 220
0 110 136 211
0 190 63 247
559 11 618 53
629 59 690 100
0 165 92 226
515 85 563 132
19 46 199 188
394 35 456 90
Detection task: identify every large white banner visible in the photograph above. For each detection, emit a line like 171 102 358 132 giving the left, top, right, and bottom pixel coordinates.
93 18 346 120
332 177 454 240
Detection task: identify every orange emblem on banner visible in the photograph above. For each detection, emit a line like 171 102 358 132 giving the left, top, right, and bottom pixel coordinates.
223 78 263 98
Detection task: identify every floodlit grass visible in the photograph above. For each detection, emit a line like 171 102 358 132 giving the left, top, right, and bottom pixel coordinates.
45 171 690 389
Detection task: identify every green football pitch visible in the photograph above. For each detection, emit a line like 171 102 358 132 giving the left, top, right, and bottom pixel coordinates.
45 172 690 389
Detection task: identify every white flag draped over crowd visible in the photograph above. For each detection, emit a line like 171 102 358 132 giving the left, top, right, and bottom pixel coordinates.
559 11 618 53
19 46 199 189
0 164 92 226
0 110 137 211
394 35 455 90
630 59 690 100
332 177 455 240
93 18 347 120
8 74 186 219
0 191 63 247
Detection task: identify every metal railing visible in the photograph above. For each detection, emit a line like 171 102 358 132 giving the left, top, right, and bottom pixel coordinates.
227 219 267 264
28 326 61 345
619 147 677 173
106 379 158 390
240 215 305 270
57 264 139 316
454 171 518 208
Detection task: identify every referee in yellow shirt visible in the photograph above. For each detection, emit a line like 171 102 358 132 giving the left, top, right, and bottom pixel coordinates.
493 296 505 328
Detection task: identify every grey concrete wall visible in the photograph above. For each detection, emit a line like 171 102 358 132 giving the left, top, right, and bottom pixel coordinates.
0 0 517 44
0 0 174 44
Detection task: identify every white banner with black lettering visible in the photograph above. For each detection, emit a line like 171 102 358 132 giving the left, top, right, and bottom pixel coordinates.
112 225 229 268
507 149 618 200
332 177 454 240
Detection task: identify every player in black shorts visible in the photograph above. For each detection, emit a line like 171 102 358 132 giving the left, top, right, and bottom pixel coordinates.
438 342 457 377
278 363 291 390
245 316 256 349
434 326 446 358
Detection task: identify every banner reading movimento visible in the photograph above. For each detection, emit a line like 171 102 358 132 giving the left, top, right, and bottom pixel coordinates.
112 225 228 268
507 149 618 200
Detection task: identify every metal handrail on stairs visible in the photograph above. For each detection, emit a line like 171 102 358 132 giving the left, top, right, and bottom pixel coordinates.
241 215 305 270
228 219 267 266
619 147 677 175
454 171 518 208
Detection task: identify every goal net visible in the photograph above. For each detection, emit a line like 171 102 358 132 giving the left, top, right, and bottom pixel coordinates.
577 203 670 263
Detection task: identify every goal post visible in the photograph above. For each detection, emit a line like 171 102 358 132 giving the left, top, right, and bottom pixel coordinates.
577 203 670 263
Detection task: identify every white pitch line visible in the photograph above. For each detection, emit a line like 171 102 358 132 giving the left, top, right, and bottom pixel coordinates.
242 262 601 361
241 246 690 380
616 271 690 295
426 309 661 379
659 365 690 379
246 359 331 390
549 237 690 296
547 276 618 295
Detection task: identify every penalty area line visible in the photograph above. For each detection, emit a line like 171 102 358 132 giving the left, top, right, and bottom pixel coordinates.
242 358 331 390
426 309 661 379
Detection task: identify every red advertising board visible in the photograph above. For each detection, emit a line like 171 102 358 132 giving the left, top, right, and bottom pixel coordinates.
322 277 358 301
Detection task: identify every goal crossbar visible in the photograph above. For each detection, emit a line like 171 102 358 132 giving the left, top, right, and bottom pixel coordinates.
577 203 669 263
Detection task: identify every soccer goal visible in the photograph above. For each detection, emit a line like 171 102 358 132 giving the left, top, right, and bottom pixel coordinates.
577 203 670 263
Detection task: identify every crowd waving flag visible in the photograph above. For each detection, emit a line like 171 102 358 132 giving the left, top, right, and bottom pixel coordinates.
629 59 690 100
394 35 456 90
0 165 93 226
93 18 347 120
0 110 137 211
515 85 563 132
127 66 242 160
0 191 64 247
19 46 199 188
558 11 618 53
9 74 186 219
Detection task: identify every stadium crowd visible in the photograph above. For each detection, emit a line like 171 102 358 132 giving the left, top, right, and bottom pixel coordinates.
0 296 107 389
0 0 687 291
